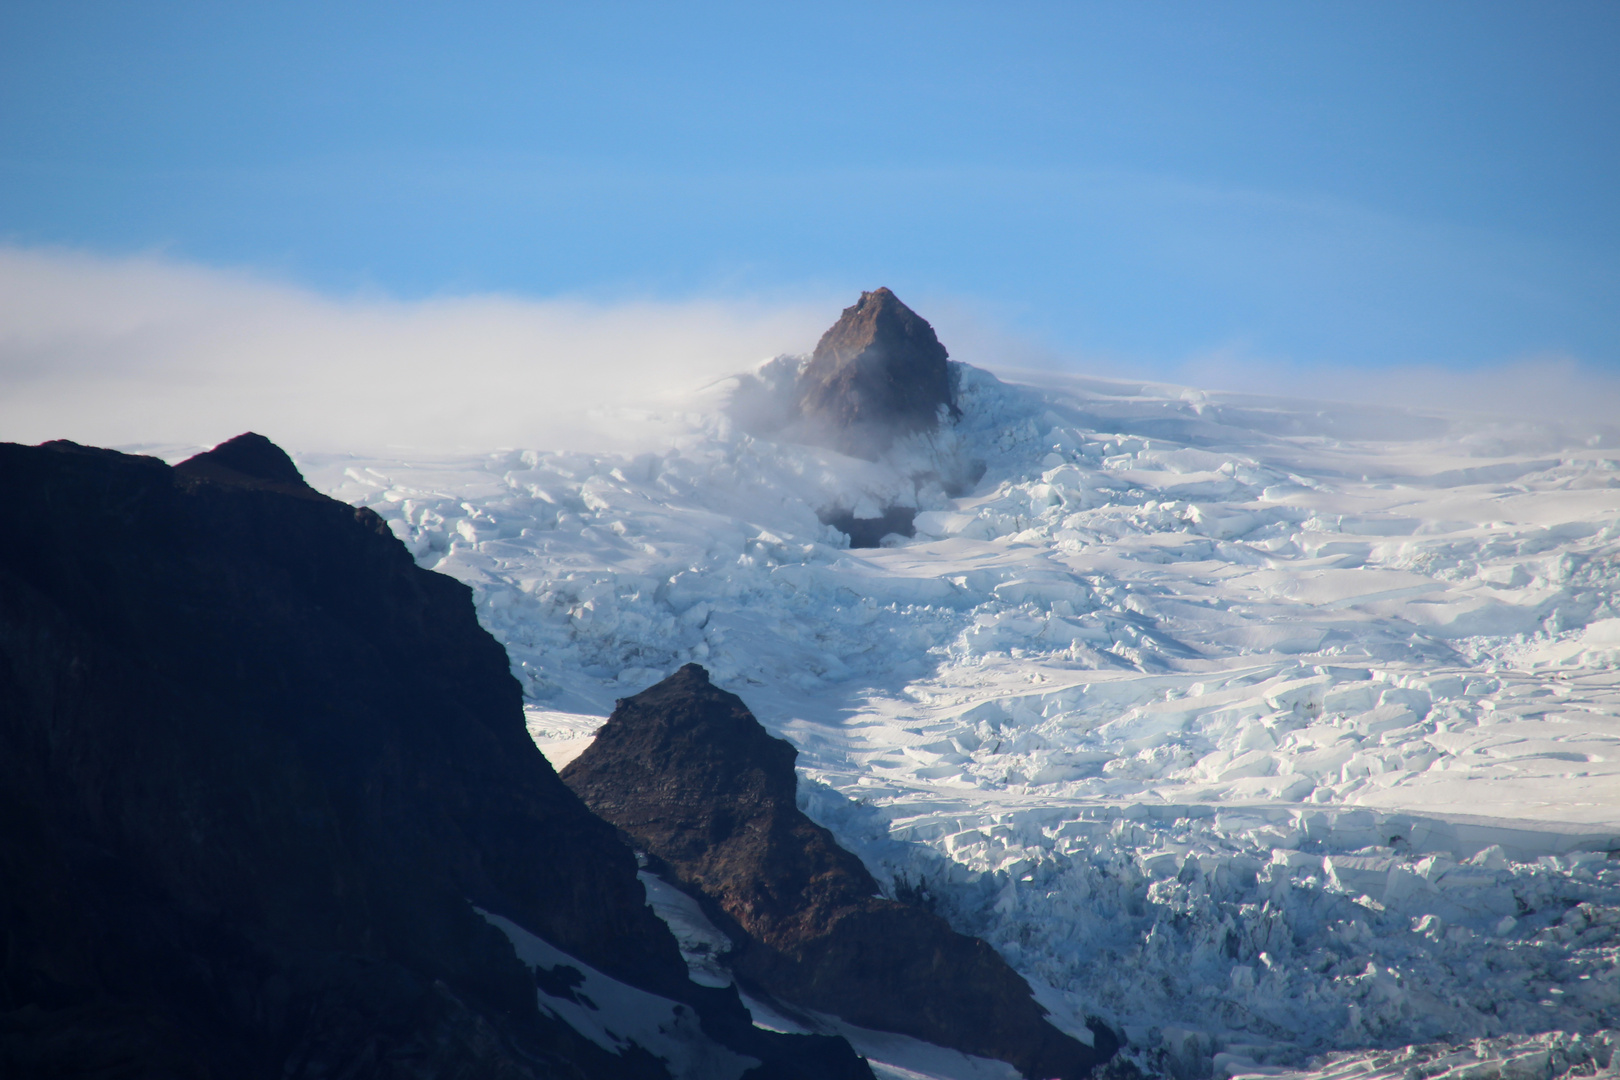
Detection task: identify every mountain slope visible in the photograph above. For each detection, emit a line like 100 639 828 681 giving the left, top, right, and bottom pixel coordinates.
563 663 1111 1080
0 435 871 1079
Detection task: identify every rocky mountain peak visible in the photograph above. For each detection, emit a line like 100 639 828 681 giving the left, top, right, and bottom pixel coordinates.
563 664 1113 1080
568 662 879 923
796 287 957 459
176 431 311 489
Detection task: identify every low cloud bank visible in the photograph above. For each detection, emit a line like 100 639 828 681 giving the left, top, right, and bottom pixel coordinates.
0 246 830 456
3 245 1615 460
1166 348 1620 429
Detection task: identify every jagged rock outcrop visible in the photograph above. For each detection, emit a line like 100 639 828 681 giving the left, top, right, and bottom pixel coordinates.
0 435 870 1080
725 291 984 546
562 664 1115 1080
795 287 957 460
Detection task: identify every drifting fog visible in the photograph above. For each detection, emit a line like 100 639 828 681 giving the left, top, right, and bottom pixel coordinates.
0 246 832 457
3 245 1617 461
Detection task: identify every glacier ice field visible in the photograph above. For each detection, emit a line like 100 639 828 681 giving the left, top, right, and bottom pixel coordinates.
298 363 1620 1080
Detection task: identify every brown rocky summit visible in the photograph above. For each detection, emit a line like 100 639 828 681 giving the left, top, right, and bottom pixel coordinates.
562 664 1113 1080
796 287 957 459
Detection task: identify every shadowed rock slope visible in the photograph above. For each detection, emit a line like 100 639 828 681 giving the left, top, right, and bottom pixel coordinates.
0 435 870 1080
562 664 1115 1080
796 287 957 459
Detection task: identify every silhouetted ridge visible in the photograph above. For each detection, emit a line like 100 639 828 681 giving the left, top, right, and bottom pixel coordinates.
0 438 872 1080
563 664 1115 1080
176 431 310 488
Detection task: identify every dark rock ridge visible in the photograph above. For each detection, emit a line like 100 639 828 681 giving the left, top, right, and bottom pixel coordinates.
176 429 309 488
796 287 958 460
562 664 1116 1080
0 434 870 1079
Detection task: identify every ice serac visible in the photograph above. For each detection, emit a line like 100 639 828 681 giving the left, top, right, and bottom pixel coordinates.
797 287 957 460
561 664 1114 1080
0 437 871 1080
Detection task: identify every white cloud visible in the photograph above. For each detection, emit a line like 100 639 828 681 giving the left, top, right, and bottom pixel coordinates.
4 245 1614 464
1166 346 1620 428
0 246 832 456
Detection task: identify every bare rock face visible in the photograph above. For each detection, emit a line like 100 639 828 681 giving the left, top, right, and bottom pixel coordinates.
726 291 985 545
177 429 309 487
562 665 1114 1080
796 287 957 459
0 437 870 1080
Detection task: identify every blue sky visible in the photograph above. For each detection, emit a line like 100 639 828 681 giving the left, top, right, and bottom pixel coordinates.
2 1 1617 385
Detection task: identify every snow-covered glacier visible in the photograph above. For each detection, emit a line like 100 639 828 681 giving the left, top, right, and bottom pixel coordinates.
305 363 1620 1080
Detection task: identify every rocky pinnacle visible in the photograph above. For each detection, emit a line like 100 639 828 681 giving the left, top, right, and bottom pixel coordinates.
796 287 957 459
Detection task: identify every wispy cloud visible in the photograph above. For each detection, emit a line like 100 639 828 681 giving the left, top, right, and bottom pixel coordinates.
0 246 832 455
1165 346 1620 430
4 245 1616 463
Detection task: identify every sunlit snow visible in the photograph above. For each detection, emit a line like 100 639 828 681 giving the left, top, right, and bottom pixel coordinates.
307 363 1620 1080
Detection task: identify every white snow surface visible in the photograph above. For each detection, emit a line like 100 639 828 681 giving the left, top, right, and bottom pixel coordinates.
477 907 759 1079
638 868 1023 1079
308 363 1620 1079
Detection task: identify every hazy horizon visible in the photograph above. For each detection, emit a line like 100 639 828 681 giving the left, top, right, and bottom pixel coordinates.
4 244 1617 457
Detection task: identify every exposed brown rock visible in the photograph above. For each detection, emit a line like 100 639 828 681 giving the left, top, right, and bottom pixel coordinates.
562 664 1113 1080
796 288 957 459
0 437 870 1080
